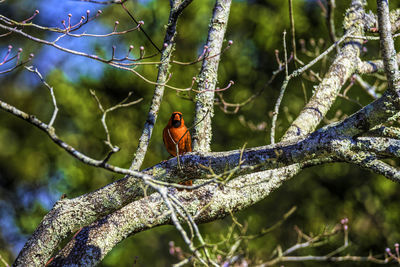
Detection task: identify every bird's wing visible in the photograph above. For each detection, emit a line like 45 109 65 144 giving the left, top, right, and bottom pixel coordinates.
163 127 168 147
185 130 192 152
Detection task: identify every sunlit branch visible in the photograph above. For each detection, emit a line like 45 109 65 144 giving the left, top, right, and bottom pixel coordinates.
0 98 150 181
90 90 142 157
0 46 33 74
271 29 353 143
0 22 198 92
24 66 58 128
377 0 400 95
129 0 194 171
192 0 232 152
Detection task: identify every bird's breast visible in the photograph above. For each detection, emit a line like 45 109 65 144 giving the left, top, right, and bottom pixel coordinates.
169 126 187 142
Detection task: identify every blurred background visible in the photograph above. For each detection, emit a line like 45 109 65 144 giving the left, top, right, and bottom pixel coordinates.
0 0 400 266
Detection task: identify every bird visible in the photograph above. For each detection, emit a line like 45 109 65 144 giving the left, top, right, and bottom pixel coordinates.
163 111 192 187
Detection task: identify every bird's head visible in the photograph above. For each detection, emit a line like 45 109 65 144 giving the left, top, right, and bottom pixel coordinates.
170 111 184 128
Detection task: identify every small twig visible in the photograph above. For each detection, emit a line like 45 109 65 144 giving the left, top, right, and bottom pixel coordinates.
64 23 142 38
240 206 297 240
0 253 9 267
24 66 58 128
169 194 217 265
120 2 162 53
217 65 284 114
172 40 233 66
288 0 297 61
156 186 211 266
355 74 380 99
270 29 353 144
228 208 243 229
288 0 308 103
90 90 142 153
0 46 33 74
327 0 338 44
167 128 182 170
21 9 40 24
0 98 151 181
283 30 289 78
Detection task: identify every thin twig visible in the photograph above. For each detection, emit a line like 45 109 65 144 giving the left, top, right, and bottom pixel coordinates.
24 66 58 128
288 0 297 61
270 30 353 144
288 0 308 103
156 186 211 266
169 194 217 266
217 64 285 114
90 90 142 153
120 2 162 53
327 0 338 43
0 98 152 181
0 253 9 267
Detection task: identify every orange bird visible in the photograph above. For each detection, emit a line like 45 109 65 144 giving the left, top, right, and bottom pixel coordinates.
163 111 192 157
163 111 192 187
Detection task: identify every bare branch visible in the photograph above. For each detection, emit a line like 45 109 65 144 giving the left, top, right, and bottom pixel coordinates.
8 1 400 266
90 90 142 153
130 0 194 170
192 0 232 152
0 253 9 267
0 99 150 179
24 66 59 128
271 29 354 143
377 0 400 96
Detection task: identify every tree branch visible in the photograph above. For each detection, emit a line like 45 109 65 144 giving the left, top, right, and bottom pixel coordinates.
377 0 400 97
282 0 366 140
192 0 232 152
129 0 194 170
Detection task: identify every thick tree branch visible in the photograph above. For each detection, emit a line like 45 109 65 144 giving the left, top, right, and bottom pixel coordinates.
13 1 400 266
271 30 353 143
377 0 400 96
192 0 232 152
42 66 400 267
130 0 194 170
47 165 300 266
12 1 374 265
283 1 365 140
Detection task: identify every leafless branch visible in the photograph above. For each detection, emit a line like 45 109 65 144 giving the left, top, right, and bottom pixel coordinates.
129 0 194 171
24 66 59 128
271 29 353 143
90 90 142 154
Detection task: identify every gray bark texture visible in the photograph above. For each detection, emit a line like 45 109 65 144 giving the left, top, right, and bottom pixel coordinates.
4 0 400 266
192 0 232 152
